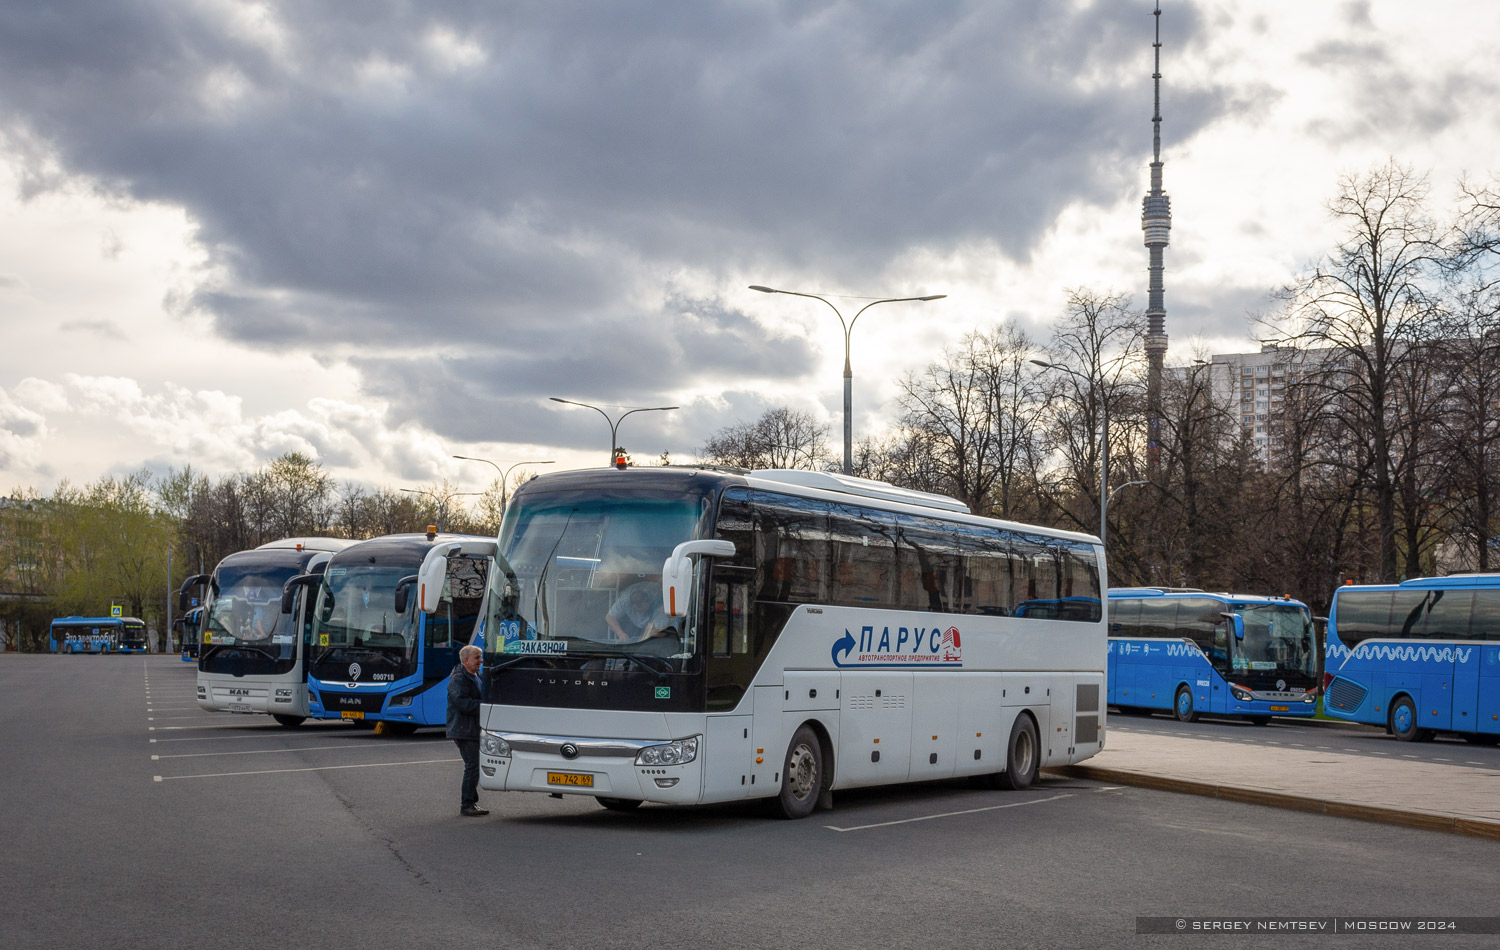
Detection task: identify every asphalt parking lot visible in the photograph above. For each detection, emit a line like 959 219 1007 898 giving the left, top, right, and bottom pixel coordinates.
4 653 1499 950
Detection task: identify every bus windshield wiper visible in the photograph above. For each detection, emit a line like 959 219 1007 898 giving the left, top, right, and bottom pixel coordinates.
565 649 675 675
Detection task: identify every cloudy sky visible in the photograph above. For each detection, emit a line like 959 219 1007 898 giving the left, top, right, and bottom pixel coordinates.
2 0 1496 495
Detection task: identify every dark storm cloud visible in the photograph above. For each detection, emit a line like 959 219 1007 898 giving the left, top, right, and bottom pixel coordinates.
352 291 820 449
0 1 1227 432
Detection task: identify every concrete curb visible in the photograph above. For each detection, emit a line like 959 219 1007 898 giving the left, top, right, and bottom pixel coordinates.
1046 764 1500 842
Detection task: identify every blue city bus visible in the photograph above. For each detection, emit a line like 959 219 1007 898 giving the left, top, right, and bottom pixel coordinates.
49 617 148 654
1107 588 1319 723
1323 574 1500 744
288 532 491 734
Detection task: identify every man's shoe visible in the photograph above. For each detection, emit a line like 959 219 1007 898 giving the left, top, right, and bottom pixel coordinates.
460 805 490 817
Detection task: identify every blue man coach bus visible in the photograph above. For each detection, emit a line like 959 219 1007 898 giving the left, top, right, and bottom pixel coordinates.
1108 588 1319 723
1323 574 1500 744
288 531 492 734
49 616 148 654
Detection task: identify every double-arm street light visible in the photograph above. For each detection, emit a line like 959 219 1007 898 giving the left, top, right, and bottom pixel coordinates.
749 285 946 475
549 397 678 466
400 487 480 533
452 455 555 519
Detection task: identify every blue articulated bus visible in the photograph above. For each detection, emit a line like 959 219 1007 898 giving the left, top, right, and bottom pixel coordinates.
1323 574 1500 744
1107 588 1319 723
287 532 492 734
49 617 148 654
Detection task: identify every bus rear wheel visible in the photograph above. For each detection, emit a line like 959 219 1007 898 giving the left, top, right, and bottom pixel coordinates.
272 715 306 728
775 725 824 819
1174 686 1199 723
596 797 643 811
1389 696 1432 742
997 714 1039 791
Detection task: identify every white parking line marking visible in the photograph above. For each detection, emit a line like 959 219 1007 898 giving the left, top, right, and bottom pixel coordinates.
824 793 1073 832
156 758 460 781
153 744 382 760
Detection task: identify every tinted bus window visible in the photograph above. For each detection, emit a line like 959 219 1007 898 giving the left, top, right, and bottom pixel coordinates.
1109 598 1141 636
1175 597 1223 653
894 513 961 612
1390 591 1427 638
1417 589 1474 640
1137 599 1179 638
1334 590 1392 646
828 502 894 609
1474 590 1500 640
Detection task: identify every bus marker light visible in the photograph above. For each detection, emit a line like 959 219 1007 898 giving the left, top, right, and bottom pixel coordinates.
755 757 762 764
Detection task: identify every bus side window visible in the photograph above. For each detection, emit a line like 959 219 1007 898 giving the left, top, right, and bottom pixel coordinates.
711 582 749 656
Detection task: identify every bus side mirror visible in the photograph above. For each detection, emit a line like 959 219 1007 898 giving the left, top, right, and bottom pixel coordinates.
282 574 321 615
1221 612 1245 640
178 573 210 613
662 540 736 618
418 555 448 614
394 575 418 615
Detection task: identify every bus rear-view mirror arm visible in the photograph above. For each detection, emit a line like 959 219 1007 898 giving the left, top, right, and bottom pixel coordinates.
662 540 737 618
1221 612 1245 640
281 573 322 615
178 573 210 613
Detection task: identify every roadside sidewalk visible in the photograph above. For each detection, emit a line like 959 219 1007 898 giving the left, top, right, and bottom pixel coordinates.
1047 726 1500 840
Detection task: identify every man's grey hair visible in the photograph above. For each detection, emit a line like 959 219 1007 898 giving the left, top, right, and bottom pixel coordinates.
459 644 483 660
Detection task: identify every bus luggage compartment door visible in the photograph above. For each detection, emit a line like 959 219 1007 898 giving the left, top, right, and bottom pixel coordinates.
834 672 913 789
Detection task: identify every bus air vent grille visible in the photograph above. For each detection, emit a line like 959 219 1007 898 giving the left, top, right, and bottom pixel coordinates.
1075 715 1099 745
1075 683 1099 713
1326 677 1367 711
848 695 875 710
881 695 906 709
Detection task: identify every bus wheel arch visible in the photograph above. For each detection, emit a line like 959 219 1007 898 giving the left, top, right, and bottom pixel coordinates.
1174 684 1199 723
1388 694 1432 742
997 710 1040 791
774 723 828 820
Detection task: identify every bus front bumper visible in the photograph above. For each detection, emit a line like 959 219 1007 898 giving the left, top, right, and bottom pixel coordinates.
479 730 702 804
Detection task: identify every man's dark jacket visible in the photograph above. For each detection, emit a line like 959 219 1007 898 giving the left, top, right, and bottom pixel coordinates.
446 663 482 740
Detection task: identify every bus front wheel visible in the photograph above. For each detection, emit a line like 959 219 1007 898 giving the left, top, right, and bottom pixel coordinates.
1248 716 1271 726
775 725 824 820
1174 686 1199 723
272 715 305 728
1389 696 1432 742
997 714 1039 791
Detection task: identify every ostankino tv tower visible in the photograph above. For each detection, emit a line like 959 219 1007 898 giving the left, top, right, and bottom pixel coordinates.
1142 1 1171 473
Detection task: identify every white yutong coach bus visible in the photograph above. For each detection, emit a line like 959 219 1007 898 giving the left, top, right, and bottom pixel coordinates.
413 467 1107 818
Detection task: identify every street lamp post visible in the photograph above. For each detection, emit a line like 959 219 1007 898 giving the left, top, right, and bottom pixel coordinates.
749 285 946 475
400 488 480 533
549 398 678 466
1032 359 1114 556
452 455 555 519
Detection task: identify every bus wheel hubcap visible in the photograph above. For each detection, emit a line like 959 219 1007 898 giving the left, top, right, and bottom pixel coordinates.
787 743 816 800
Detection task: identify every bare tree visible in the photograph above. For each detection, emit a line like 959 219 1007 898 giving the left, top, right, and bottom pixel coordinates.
1272 160 1446 582
1432 285 1500 570
895 325 1046 517
700 407 831 471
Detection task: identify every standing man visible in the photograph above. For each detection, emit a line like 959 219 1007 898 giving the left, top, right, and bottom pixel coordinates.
448 644 488 817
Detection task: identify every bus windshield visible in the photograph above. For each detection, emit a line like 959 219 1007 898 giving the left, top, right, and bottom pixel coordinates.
485 493 704 667
204 562 303 673
1231 604 1316 677
310 564 420 679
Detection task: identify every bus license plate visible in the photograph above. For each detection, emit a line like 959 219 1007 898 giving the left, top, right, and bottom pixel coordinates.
547 772 594 788
228 703 253 713
340 711 364 720
1269 705 1289 712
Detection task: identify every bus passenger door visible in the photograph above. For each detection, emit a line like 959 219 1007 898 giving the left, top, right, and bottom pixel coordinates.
1477 646 1500 737
1453 645 1480 733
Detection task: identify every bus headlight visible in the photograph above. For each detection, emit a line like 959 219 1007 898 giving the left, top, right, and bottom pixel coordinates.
1302 691 1317 703
1229 684 1254 702
481 733 511 757
636 736 699 767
